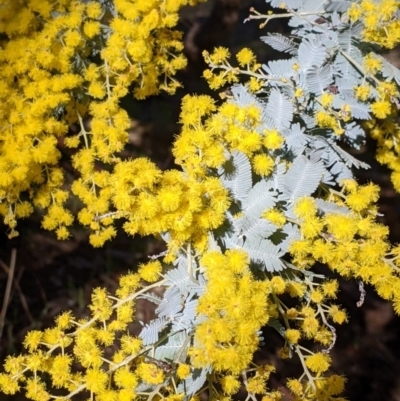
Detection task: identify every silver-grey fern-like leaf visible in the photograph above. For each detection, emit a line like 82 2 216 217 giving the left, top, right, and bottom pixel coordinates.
266 89 294 131
186 274 207 297
262 59 297 79
309 135 369 171
344 122 365 149
289 0 325 27
328 141 370 169
269 0 306 9
331 11 345 29
315 198 350 215
338 25 359 54
268 317 286 337
379 55 400 86
155 287 183 320
329 159 353 181
267 161 287 195
178 367 211 397
324 0 352 12
305 65 333 95
284 123 310 155
299 38 327 71
321 168 336 186
220 224 245 251
243 237 286 271
260 33 298 56
135 382 156 394
172 297 198 331
299 0 326 11
278 222 301 253
242 179 278 219
235 215 277 240
334 53 362 81
231 84 264 109
164 263 191 295
219 151 252 202
138 292 163 305
284 155 325 203
332 93 371 120
154 331 187 362
300 111 317 129
139 316 169 345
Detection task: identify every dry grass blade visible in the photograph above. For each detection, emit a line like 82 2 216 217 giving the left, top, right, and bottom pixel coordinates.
0 249 17 341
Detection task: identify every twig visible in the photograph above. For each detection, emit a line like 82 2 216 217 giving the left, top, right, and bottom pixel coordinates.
357 280 366 307
316 304 337 354
0 262 34 325
0 249 17 341
244 8 325 28
148 250 168 260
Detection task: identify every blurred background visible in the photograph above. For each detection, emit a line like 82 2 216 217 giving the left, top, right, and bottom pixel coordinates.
1 0 400 399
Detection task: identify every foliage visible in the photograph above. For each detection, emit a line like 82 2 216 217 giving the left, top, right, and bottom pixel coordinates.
1 0 400 401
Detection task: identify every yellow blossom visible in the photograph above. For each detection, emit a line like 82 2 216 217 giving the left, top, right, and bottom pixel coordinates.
305 352 331 374
371 100 392 119
138 260 163 282
236 48 256 67
285 329 301 344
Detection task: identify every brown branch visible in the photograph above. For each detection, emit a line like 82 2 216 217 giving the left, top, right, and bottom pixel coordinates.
0 249 17 340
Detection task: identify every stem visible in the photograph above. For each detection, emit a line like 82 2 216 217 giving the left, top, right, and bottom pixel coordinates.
244 10 326 28
272 293 316 390
0 249 16 341
209 62 275 82
339 50 381 86
294 346 316 390
187 243 199 284
76 110 89 149
383 256 400 274
72 279 166 334
104 60 112 100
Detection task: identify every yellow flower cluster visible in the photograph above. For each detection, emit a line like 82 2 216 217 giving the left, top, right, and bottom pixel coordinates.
85 92 285 251
289 182 400 311
313 92 355 135
287 374 346 401
107 157 231 255
4 2 400 401
0 0 204 239
190 249 270 373
346 1 400 192
368 117 400 192
174 94 284 176
253 249 349 399
264 181 400 398
348 0 400 49
0 270 171 401
188 249 283 400
202 47 264 92
357 81 400 191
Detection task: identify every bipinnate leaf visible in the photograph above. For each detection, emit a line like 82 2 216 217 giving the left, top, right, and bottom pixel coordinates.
324 0 353 12
139 316 169 345
242 179 278 219
298 38 327 71
266 89 294 131
156 286 183 320
154 331 187 361
178 367 211 397
219 151 252 202
261 33 298 56
243 237 286 271
284 155 325 203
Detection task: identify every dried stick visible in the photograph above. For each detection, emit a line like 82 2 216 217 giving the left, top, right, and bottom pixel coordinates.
0 249 17 340
0 261 33 325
